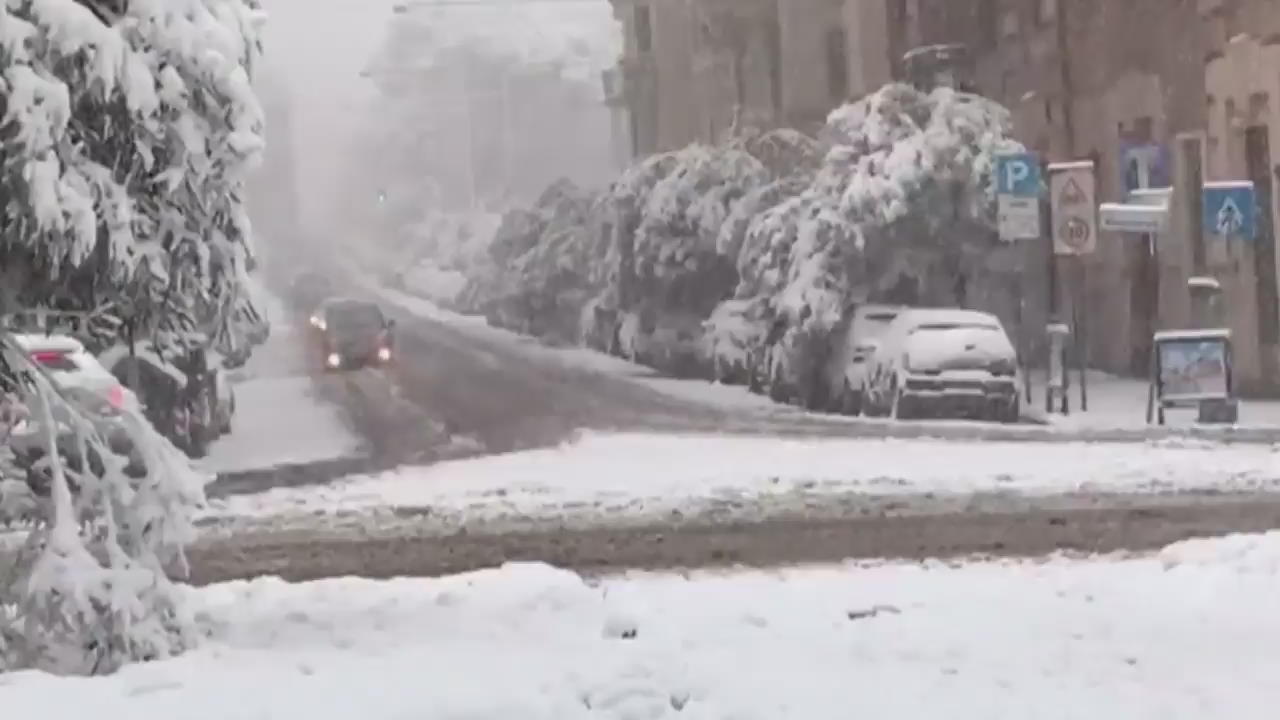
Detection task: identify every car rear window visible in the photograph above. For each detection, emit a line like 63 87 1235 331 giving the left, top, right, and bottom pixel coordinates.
30 350 81 372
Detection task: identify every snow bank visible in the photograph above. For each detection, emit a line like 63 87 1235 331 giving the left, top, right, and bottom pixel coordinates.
203 432 1280 530
7 533 1280 717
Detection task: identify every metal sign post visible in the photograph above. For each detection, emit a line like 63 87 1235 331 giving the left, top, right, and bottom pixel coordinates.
1048 160 1096 414
996 152 1042 404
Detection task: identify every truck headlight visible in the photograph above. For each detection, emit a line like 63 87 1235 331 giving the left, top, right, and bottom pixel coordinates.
326 352 341 368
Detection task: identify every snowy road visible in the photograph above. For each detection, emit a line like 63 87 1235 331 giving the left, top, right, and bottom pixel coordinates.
310 277 1280 475
189 490 1280 584
187 272 1280 583
188 433 1280 584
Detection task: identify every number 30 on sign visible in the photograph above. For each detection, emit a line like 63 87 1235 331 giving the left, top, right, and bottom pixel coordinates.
1049 161 1098 256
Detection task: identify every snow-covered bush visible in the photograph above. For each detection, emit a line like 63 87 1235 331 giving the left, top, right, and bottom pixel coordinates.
594 130 817 375
816 83 1021 304
0 0 266 674
732 84 1021 407
460 180 608 344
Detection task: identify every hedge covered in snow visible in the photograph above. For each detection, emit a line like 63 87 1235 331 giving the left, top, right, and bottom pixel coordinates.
451 83 1023 400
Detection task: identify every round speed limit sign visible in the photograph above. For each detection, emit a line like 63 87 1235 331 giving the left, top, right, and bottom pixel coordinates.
1057 216 1092 253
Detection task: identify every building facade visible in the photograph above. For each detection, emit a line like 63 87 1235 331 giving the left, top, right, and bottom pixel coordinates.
607 0 1280 391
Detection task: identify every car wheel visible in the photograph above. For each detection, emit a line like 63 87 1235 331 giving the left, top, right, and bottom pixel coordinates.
841 383 864 416
999 398 1021 424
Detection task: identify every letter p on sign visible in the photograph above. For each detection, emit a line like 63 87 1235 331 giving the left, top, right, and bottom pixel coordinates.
997 152 1041 199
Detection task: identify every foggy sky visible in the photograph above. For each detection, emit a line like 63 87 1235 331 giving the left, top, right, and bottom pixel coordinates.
259 0 402 233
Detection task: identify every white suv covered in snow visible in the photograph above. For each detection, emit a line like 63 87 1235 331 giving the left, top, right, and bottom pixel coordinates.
862 308 1020 423
13 334 142 416
9 333 148 489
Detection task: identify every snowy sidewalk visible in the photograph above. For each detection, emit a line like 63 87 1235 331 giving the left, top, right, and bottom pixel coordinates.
199 282 363 476
1024 369 1280 430
202 431 1280 534
8 533 1280 719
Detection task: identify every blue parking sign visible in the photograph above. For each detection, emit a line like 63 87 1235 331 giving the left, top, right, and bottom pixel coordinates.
1202 182 1256 241
996 153 1041 198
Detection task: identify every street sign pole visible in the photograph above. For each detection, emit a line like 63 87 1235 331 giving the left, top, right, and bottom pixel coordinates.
1047 160 1097 414
995 151 1043 406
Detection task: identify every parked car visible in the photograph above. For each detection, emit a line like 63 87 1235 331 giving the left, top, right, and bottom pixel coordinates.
14 334 142 417
9 333 148 491
309 297 396 371
826 304 906 416
862 308 1020 423
702 297 771 386
619 306 706 378
750 315 829 408
102 344 209 457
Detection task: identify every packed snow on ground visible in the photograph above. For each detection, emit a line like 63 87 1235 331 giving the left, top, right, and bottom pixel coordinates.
203 431 1280 530
1025 369 1280 429
201 289 363 475
7 533 1280 718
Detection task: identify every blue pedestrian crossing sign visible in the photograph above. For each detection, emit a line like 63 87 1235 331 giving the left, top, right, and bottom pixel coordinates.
996 152 1042 198
1202 181 1256 241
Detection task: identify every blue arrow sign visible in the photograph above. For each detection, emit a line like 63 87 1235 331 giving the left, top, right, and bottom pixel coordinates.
1202 182 1256 241
996 152 1041 198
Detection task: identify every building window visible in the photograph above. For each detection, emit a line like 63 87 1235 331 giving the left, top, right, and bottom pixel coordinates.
1033 0 1057 25
1000 8 1020 38
825 27 848 101
1132 116 1154 143
634 4 652 54
977 0 999 49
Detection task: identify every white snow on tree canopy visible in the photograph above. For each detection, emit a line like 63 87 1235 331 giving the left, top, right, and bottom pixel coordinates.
379 0 620 84
1 0 267 677
818 83 1023 233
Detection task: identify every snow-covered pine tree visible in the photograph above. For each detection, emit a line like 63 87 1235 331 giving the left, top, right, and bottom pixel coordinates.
0 0 266 674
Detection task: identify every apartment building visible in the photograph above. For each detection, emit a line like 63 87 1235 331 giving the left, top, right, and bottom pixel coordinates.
607 0 853 155
606 0 1280 390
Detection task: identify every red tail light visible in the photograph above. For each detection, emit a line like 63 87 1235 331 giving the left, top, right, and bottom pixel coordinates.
31 351 67 365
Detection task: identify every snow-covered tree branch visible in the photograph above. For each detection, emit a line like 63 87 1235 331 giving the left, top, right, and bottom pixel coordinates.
1 0 267 675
